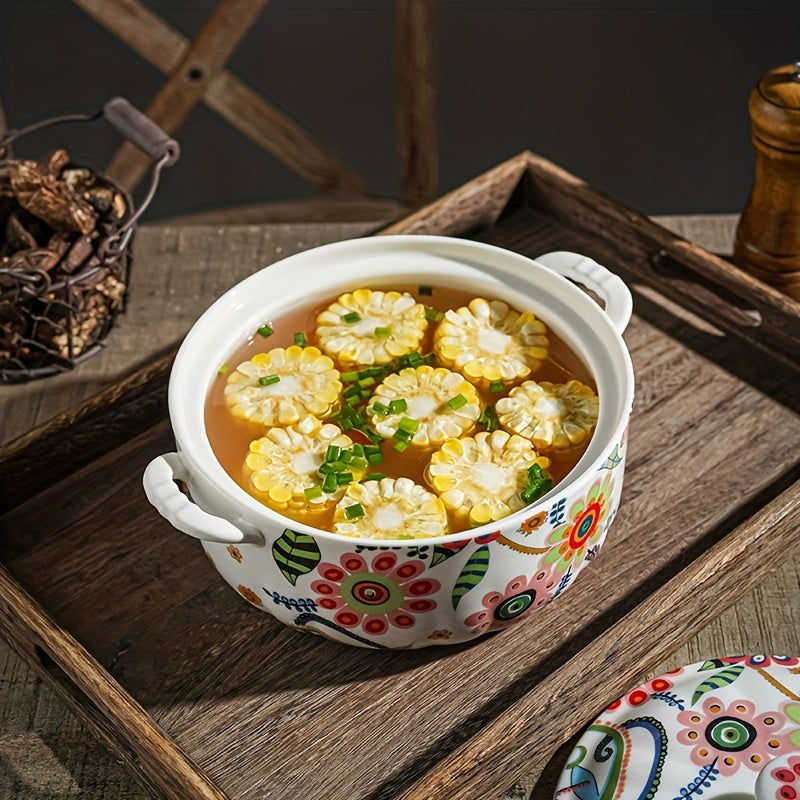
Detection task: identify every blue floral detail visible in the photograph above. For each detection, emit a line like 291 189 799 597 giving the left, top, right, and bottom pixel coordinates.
263 588 318 613
651 690 686 710
553 566 573 599
672 760 719 799
548 497 567 526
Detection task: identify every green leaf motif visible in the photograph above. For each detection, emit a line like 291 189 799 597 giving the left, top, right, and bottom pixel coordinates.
691 665 745 705
786 702 800 747
272 529 321 586
431 541 469 567
451 545 490 610
698 659 725 671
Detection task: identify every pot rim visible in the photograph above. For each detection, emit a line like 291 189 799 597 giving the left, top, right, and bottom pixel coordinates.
168 235 635 547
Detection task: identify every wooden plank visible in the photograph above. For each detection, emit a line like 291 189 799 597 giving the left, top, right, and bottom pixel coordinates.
106 0 270 192
396 481 800 800
72 0 368 194
380 151 529 236
0 563 228 800
396 0 437 206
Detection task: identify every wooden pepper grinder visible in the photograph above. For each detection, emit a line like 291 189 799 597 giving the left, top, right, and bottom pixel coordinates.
733 61 800 301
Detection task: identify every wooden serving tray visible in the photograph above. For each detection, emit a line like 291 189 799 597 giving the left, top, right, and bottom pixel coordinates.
1 152 799 800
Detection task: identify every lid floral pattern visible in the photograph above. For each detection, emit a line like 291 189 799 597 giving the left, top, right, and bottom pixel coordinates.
554 656 800 799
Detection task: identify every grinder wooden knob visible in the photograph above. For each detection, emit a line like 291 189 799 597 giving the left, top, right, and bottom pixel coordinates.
733 62 800 301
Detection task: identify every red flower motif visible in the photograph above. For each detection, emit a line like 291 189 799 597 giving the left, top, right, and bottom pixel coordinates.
310 551 440 636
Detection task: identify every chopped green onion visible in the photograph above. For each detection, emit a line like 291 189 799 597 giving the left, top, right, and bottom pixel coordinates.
479 405 499 432
447 394 467 410
362 472 385 482
406 351 422 365
528 463 544 481
339 449 353 464
217 363 229 375
371 401 390 416
336 471 354 485
367 451 384 465
344 503 365 519
358 376 375 388
349 456 369 471
325 445 341 463
425 307 444 322
521 478 553 504
418 285 433 296
322 473 338 493
341 370 359 383
343 385 361 400
318 463 334 475
351 443 365 457
394 428 413 443
343 311 361 324
397 533 414 540
398 417 419 434
489 380 505 393
304 485 323 500
374 326 391 338
389 398 407 414
293 331 307 348
257 324 273 337
258 374 280 386
393 439 410 452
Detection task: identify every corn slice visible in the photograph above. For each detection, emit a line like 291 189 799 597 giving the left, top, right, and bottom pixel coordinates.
495 379 598 452
433 297 548 389
225 345 341 427
245 415 361 510
426 430 551 527
316 289 428 366
333 477 448 539
366 365 481 449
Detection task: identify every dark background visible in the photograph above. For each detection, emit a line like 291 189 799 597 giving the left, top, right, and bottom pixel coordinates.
1 0 799 220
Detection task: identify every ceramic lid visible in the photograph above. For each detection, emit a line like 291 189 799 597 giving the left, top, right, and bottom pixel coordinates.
554 655 800 799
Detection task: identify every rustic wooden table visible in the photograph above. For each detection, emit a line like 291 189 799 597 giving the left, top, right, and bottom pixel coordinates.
1 213 798 800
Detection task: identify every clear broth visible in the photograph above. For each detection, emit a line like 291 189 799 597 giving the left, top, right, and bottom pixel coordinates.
205 283 597 533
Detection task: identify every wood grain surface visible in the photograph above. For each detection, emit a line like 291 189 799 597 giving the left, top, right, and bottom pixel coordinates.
0 193 798 798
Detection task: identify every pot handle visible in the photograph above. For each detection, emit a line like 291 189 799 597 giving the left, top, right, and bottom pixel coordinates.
535 251 633 334
143 452 264 545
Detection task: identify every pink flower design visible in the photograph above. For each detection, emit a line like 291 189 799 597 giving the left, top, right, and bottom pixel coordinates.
310 551 440 636
464 568 558 634
677 696 794 776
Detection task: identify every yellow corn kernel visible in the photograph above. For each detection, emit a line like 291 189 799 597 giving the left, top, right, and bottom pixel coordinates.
366 365 480 449
433 297 548 389
495 379 598 452
245 415 361 511
315 289 428 366
225 345 341 427
333 477 448 540
426 430 551 528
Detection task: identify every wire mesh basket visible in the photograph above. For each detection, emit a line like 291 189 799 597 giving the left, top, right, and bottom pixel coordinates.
0 97 179 382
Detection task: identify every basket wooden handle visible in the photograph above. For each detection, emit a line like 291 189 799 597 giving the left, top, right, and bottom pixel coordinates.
103 97 180 166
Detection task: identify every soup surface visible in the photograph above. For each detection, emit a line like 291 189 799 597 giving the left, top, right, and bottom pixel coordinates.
205 283 597 536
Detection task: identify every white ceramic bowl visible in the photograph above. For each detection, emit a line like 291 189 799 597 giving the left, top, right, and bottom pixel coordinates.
143 236 634 648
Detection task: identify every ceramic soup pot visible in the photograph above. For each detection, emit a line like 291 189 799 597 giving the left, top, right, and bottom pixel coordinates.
143 236 634 649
